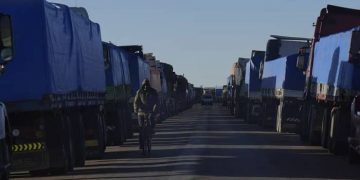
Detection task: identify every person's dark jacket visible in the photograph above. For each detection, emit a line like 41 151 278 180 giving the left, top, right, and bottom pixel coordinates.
134 82 159 114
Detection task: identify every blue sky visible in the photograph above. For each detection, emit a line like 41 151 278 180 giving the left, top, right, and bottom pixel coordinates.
51 0 360 87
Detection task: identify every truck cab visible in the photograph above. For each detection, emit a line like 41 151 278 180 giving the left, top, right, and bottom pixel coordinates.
0 13 13 180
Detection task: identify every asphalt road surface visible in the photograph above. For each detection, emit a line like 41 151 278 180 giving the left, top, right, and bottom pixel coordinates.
11 104 360 180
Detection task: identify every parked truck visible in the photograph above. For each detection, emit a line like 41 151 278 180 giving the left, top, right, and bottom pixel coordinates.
244 51 265 124
0 13 14 180
259 35 310 131
174 75 189 112
121 45 151 128
226 75 235 114
144 53 168 122
299 5 360 158
160 62 177 116
231 58 249 118
0 0 107 175
103 42 133 145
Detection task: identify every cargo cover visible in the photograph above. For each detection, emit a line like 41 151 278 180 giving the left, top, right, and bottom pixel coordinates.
0 0 105 103
312 26 360 92
245 51 265 98
105 43 125 86
127 53 150 96
261 54 308 98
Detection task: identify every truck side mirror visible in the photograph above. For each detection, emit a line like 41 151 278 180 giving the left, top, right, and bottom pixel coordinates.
0 14 14 65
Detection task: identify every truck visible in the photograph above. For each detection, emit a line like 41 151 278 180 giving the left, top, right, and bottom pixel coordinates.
226 75 235 114
243 50 265 124
174 75 189 112
121 45 151 127
0 0 107 175
299 5 360 158
144 53 168 122
102 42 133 145
259 35 310 131
0 13 14 180
160 62 177 116
231 58 249 118
221 85 228 106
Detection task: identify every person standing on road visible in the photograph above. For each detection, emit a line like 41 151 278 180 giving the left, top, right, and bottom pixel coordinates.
134 79 159 149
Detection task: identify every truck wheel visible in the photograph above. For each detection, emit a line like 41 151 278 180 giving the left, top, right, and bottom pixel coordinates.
85 108 106 159
46 112 73 175
125 107 134 139
328 107 343 155
95 110 106 158
320 108 330 149
120 107 127 143
71 112 86 167
309 105 320 145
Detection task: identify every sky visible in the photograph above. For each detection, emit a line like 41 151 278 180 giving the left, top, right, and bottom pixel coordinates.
50 0 360 87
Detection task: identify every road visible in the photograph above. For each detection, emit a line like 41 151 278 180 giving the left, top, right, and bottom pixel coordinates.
11 104 360 180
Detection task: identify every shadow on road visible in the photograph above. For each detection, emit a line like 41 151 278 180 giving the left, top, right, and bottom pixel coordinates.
12 104 360 179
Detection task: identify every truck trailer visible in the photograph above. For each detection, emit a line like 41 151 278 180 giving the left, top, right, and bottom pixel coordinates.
0 0 106 175
0 12 14 180
259 35 310 131
299 5 360 158
103 42 133 145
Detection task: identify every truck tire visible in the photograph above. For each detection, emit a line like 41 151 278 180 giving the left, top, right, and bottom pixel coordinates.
309 105 320 145
320 108 330 149
95 110 106 158
120 107 127 143
114 108 125 145
46 112 73 175
84 107 106 159
71 112 86 167
125 107 134 139
328 107 348 155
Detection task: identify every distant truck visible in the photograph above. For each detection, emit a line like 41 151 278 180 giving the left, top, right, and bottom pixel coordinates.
259 35 310 131
0 13 14 180
244 51 265 123
174 75 189 112
0 0 107 175
160 62 177 116
299 5 360 159
232 58 249 118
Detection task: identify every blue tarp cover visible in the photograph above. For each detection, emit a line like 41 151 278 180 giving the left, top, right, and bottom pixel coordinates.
104 43 133 86
312 26 360 90
105 43 124 86
245 52 265 93
261 54 307 91
127 53 150 96
0 0 105 102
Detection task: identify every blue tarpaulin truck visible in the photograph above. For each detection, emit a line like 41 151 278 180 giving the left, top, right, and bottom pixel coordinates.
0 12 14 180
299 5 360 159
102 43 133 145
259 35 310 131
244 50 265 123
120 45 151 126
0 0 107 175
